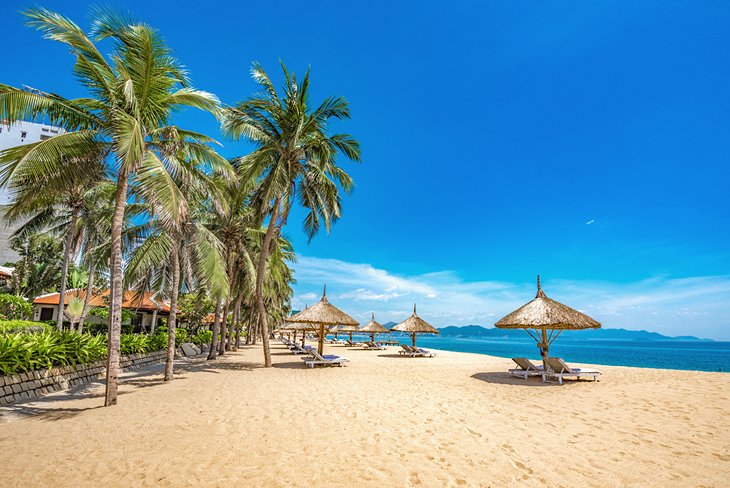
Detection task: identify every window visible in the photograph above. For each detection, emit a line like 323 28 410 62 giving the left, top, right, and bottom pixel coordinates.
50 129 59 134
42 128 49 132
40 135 51 141
20 131 27 138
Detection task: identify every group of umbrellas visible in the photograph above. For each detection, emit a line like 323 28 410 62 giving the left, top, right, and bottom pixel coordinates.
282 286 439 356
283 277 601 369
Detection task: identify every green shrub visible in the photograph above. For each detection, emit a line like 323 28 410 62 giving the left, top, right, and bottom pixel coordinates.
0 331 107 375
0 294 33 320
155 327 193 347
0 319 52 335
192 330 212 345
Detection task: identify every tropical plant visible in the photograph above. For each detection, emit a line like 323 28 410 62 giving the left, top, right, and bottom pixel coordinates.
5 233 64 299
0 319 51 335
0 7 229 405
0 294 33 320
221 62 360 366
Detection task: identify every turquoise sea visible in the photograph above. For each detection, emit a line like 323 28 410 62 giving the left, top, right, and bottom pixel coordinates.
350 334 730 372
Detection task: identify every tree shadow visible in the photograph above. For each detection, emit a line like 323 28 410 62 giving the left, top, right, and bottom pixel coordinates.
470 372 569 387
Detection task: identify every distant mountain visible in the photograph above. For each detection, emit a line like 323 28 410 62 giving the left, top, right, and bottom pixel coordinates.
382 321 398 328
436 325 712 342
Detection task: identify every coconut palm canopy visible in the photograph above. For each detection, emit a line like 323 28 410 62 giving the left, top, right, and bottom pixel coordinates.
495 277 601 330
360 313 389 334
391 305 439 347
285 286 358 355
495 276 601 371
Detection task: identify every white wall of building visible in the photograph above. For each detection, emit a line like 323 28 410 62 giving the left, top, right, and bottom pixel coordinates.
0 120 65 263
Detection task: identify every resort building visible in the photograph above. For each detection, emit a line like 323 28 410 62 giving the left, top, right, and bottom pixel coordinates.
0 119 66 264
32 289 171 331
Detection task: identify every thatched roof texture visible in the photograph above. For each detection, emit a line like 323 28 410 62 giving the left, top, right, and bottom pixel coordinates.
391 305 439 334
495 276 601 330
360 313 389 334
285 286 359 327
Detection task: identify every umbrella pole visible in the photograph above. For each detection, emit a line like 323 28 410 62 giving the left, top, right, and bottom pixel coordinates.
301 331 306 347
318 323 325 356
540 326 549 371
412 332 416 348
350 332 353 342
371 332 375 342
293 330 297 344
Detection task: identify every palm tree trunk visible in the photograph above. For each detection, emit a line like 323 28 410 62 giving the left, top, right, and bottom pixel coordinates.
254 195 281 368
207 299 222 360
165 245 181 381
105 169 129 407
57 206 79 331
218 301 230 356
234 298 242 350
78 262 96 333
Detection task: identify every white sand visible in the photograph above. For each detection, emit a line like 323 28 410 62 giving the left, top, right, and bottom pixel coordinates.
1 341 729 487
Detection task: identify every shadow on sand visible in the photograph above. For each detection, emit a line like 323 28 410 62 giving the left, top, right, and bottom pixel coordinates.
470 372 576 387
0 352 261 421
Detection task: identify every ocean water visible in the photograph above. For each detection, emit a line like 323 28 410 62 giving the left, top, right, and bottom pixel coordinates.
352 334 730 372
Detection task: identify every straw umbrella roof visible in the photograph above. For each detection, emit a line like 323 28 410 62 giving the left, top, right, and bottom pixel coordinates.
360 313 389 334
337 323 361 333
285 286 359 327
280 320 318 331
391 305 440 334
495 276 601 330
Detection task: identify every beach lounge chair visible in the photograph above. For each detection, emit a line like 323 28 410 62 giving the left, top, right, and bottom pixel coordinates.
399 344 413 356
508 357 544 379
289 343 311 355
545 357 601 384
412 347 436 357
362 341 385 350
303 350 350 368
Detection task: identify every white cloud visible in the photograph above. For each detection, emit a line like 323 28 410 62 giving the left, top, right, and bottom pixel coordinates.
586 219 595 225
291 256 730 340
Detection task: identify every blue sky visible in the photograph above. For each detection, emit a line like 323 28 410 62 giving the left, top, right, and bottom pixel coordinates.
1 1 729 338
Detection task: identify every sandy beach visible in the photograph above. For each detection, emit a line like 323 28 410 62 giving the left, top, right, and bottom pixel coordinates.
1 341 729 487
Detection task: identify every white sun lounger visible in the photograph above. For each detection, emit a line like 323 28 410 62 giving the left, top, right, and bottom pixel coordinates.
413 347 436 357
545 357 601 384
508 357 545 379
304 350 350 368
289 344 310 355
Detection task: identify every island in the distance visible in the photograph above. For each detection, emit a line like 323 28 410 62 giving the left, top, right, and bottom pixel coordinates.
428 324 711 342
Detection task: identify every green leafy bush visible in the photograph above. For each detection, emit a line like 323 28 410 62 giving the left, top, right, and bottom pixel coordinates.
192 330 212 345
0 294 33 320
155 327 195 347
0 319 52 335
0 331 107 375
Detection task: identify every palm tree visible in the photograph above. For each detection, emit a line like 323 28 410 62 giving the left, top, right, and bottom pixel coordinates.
1 149 106 330
126 178 228 380
0 8 227 405
221 62 361 367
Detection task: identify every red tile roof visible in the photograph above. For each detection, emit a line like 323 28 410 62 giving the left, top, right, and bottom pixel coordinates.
33 289 171 312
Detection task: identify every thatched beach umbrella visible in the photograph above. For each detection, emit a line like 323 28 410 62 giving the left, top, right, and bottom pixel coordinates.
391 305 439 348
495 276 601 370
280 319 317 347
360 313 390 342
337 323 361 343
285 286 358 355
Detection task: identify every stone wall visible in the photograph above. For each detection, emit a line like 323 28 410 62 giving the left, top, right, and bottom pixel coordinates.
0 351 166 405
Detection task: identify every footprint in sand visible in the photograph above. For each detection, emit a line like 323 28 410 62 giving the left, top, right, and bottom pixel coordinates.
502 443 515 454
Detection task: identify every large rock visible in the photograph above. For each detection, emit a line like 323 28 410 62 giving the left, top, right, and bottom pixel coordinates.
181 343 199 357
200 343 209 352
